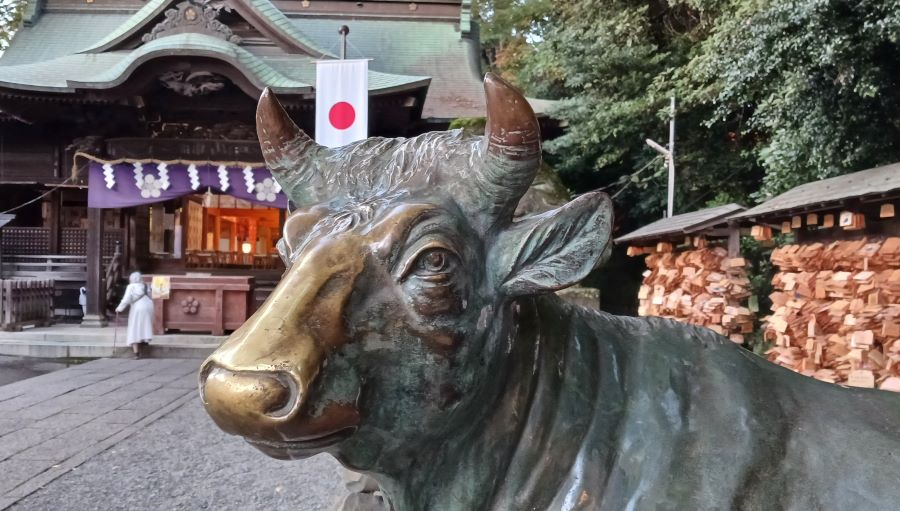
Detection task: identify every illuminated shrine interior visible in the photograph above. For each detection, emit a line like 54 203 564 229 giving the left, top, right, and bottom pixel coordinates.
148 193 284 271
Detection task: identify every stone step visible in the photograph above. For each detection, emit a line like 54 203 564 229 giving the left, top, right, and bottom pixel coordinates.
115 343 217 360
0 325 224 359
0 340 218 359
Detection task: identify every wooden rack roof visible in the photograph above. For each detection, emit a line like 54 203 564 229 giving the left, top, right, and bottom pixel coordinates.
615 203 745 245
732 162 900 223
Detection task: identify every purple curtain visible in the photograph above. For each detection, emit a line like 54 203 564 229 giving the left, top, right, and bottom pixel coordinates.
87 161 289 209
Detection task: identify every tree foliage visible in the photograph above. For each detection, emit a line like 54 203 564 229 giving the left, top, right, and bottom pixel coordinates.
682 0 900 199
472 0 554 80
0 0 25 51
474 0 900 228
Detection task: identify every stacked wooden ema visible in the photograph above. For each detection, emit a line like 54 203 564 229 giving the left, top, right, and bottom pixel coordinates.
765 237 900 391
634 243 754 343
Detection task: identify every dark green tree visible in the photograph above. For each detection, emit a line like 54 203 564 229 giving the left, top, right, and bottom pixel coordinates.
681 0 900 199
472 0 555 82
477 0 900 215
473 1 900 317
484 0 760 230
0 0 24 50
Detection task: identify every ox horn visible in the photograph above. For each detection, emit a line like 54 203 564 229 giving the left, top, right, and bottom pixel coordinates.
481 72 542 220
256 88 331 207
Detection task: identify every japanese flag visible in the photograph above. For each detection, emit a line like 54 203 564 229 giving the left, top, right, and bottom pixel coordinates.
315 59 368 148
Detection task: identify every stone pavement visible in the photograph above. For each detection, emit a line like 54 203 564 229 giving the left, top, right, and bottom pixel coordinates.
0 356 72 387
0 358 344 510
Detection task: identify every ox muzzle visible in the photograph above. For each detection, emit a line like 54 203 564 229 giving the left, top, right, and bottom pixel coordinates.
199 237 363 457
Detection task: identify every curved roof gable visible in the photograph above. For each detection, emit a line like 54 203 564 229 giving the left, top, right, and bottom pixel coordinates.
75 33 312 92
80 0 335 58
0 32 428 95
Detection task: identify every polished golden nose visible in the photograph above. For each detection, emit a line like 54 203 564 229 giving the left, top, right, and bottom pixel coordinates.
200 365 296 438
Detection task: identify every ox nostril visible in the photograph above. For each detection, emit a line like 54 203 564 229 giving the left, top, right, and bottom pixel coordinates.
263 372 299 418
201 365 300 435
197 359 215 404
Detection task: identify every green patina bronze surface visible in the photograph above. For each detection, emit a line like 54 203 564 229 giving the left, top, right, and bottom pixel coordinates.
199 73 900 510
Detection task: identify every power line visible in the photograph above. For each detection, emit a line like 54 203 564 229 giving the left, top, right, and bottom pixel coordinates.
597 155 663 200
0 175 73 215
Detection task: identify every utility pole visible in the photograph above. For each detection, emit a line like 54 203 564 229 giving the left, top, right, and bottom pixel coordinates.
646 97 676 218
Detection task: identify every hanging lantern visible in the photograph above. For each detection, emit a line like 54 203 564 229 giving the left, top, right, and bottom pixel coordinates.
203 187 215 208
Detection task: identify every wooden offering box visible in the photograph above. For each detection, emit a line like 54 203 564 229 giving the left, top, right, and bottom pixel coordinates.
143 275 254 335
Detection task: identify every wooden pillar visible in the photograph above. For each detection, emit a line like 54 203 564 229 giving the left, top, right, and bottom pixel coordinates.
727 223 741 258
81 207 107 327
46 190 60 254
249 219 258 254
149 206 165 254
178 197 191 260
214 213 221 252
129 205 149 271
178 197 189 258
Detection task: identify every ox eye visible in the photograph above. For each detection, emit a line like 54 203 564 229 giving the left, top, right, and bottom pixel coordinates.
403 246 458 281
418 249 449 273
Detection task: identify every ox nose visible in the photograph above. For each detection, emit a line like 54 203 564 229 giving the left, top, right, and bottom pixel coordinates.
199 362 299 438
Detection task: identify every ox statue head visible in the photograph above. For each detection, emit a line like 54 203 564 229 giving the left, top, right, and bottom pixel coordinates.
199 74 612 475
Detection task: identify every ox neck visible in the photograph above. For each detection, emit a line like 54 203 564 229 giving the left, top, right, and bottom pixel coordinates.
381 295 617 511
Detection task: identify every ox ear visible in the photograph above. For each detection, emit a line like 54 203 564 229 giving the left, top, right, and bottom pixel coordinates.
493 192 613 297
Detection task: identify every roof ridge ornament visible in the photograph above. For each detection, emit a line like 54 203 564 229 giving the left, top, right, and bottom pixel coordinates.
142 0 242 44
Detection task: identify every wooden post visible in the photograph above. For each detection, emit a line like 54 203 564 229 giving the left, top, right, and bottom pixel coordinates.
214 212 221 252
249 219 258 255
46 190 60 254
149 206 165 254
81 207 107 327
727 223 741 258
129 205 149 271
179 197 189 259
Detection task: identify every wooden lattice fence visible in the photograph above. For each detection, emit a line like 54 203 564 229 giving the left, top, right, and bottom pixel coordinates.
0 279 54 331
0 227 50 255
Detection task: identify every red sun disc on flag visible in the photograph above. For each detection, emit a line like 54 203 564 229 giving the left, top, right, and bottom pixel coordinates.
328 102 356 130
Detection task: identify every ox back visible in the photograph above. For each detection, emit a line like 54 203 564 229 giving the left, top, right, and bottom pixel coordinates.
468 295 900 511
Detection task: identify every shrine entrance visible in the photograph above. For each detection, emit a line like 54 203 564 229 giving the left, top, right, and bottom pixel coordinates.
183 194 283 270
85 158 289 276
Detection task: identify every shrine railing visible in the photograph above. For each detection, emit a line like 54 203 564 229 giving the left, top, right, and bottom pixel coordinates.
1 255 89 282
0 279 54 331
0 254 118 319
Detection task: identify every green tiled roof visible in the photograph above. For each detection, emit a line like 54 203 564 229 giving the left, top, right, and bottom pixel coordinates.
78 0 335 57
291 17 485 119
81 0 172 53
0 33 426 94
0 1 510 119
0 13 130 66
80 33 311 91
240 0 335 58
262 56 429 94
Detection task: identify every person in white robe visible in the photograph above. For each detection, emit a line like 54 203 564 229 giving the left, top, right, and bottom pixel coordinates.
116 271 154 358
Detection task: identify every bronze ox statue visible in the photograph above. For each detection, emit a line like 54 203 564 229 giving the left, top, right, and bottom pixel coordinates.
200 74 900 510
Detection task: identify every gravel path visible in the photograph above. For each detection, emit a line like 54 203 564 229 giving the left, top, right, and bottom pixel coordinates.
12 397 345 511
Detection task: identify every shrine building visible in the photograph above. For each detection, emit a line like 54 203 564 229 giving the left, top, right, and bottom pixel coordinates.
0 0 553 324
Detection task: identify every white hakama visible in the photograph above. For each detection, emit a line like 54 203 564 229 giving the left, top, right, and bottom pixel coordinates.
116 283 154 345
